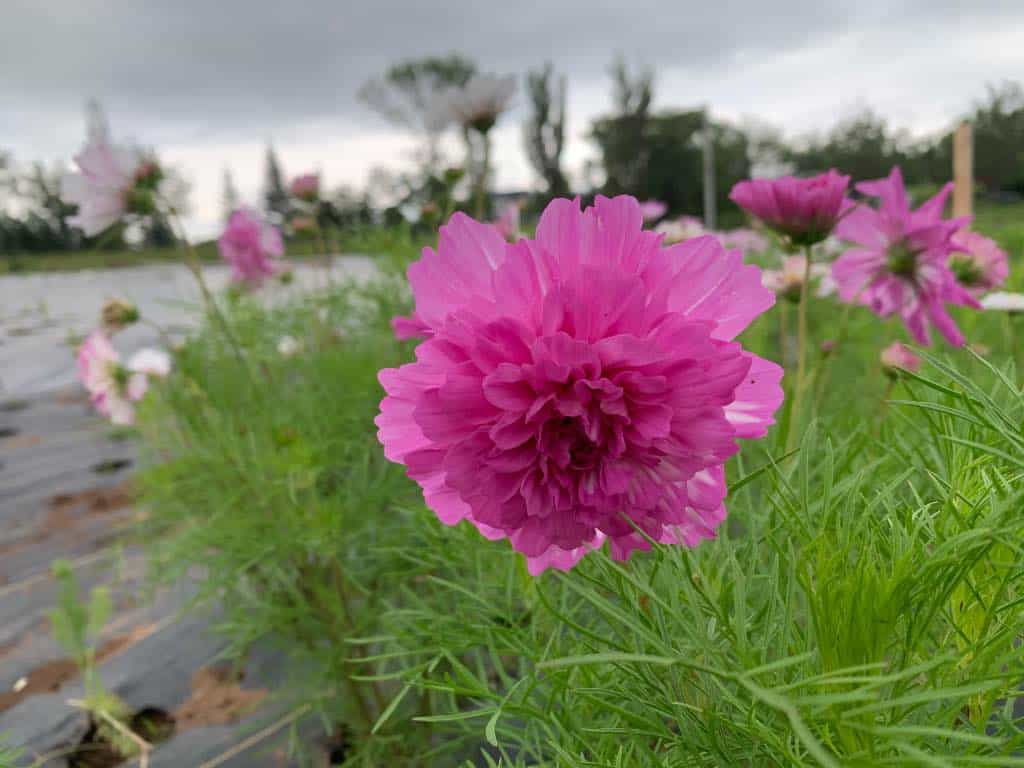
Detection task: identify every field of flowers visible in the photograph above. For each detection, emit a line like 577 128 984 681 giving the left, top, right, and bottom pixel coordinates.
4 83 1024 767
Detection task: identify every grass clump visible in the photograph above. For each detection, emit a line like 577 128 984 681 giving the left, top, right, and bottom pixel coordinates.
131 235 1023 765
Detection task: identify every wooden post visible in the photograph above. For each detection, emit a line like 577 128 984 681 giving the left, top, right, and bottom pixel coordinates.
952 122 973 218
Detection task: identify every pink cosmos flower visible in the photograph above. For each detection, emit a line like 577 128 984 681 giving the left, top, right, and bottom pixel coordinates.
638 200 668 222
832 168 978 347
290 173 320 202
880 341 921 376
218 208 286 287
493 202 522 241
729 170 850 246
77 331 171 425
60 139 149 236
949 229 1009 296
376 196 783 574
391 311 432 341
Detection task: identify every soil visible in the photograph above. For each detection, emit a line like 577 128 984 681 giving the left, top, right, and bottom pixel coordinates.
1 433 42 450
67 708 175 768
0 624 155 713
173 665 268 730
91 459 134 475
49 483 134 516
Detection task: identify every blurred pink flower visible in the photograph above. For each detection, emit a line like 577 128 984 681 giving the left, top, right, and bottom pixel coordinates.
376 195 783 574
715 228 770 254
60 139 150 236
290 173 320 202
218 208 286 287
949 229 1009 296
832 167 977 346
443 74 516 133
493 202 522 241
880 341 921 376
77 331 171 425
638 200 668 222
730 169 849 246
655 215 704 244
761 255 833 301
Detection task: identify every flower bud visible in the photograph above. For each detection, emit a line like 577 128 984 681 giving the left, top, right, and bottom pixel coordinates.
100 298 140 333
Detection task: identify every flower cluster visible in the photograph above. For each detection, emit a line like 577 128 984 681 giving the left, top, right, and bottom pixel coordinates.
377 196 783 573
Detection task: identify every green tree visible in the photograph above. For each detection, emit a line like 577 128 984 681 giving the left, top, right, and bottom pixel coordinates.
358 54 477 172
263 144 289 222
523 63 570 197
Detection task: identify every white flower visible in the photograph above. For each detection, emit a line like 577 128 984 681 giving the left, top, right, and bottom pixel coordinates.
277 335 301 357
980 291 1024 313
444 74 516 133
61 140 145 236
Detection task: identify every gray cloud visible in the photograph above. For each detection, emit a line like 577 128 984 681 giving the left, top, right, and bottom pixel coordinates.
5 0 1020 146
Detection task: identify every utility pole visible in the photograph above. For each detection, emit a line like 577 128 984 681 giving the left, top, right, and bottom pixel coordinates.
702 106 716 230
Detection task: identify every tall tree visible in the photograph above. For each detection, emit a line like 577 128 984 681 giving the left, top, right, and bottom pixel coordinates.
523 64 570 197
221 167 240 223
595 56 654 194
85 99 110 145
358 55 477 172
263 144 289 222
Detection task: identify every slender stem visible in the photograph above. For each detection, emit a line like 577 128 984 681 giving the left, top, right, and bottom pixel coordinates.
786 247 814 452
812 282 866 412
474 129 490 220
330 561 386 721
165 205 252 378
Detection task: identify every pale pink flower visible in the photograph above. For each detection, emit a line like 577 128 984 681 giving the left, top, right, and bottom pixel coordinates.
290 173 320 202
77 331 171 425
655 215 704 244
218 208 286 287
493 202 522 241
638 200 668 222
730 170 850 246
949 230 1009 296
715 228 770 254
761 255 832 301
444 74 516 133
880 341 921 376
376 196 783 574
60 139 152 236
832 168 977 347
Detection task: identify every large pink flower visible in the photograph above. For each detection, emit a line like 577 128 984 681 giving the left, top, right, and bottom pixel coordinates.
376 196 783 574
60 140 150 236
77 331 171 425
218 208 286 286
730 169 849 246
949 230 1009 296
832 168 977 347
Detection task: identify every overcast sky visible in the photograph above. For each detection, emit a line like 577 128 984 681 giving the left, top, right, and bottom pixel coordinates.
3 0 1023 237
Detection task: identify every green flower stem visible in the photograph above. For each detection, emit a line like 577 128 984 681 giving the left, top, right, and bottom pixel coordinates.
786 246 814 452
